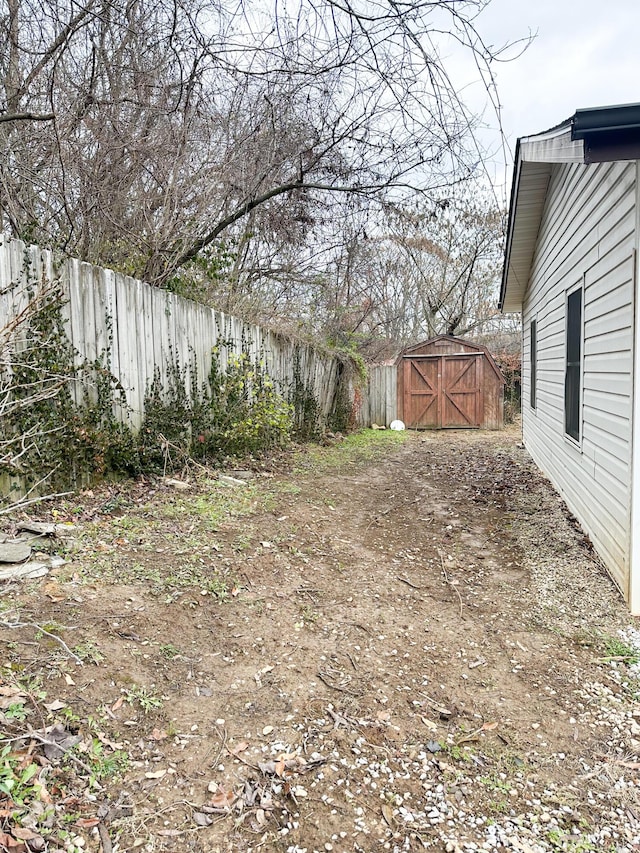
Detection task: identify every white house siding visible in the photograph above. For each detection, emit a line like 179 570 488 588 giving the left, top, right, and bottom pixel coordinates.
522 160 636 597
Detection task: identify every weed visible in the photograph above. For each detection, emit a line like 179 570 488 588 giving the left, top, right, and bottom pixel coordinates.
84 741 130 782
546 828 596 852
486 798 509 815
478 772 511 795
124 685 163 714
139 345 294 473
296 428 408 473
602 635 640 664
37 620 65 636
59 707 82 728
72 641 104 665
3 702 28 722
278 482 302 496
232 533 252 552
300 604 319 624
0 744 41 809
443 743 472 762
572 628 599 649
159 643 181 659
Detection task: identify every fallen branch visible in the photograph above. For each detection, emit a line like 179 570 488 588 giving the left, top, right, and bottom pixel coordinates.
397 575 423 590
0 490 73 515
28 732 95 776
438 550 464 620
97 823 113 853
316 669 358 695
0 619 83 665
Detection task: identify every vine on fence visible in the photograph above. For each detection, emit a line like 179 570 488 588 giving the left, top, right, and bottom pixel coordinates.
289 350 322 440
139 343 296 473
0 268 357 505
0 272 141 501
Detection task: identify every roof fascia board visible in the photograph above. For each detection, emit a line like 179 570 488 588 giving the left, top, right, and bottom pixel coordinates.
498 149 522 310
500 127 584 311
520 126 584 164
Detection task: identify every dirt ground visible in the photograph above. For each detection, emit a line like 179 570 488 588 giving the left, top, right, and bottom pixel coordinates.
2 424 640 853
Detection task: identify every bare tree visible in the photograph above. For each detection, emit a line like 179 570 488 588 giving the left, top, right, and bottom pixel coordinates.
291 189 507 352
0 0 515 290
390 192 505 339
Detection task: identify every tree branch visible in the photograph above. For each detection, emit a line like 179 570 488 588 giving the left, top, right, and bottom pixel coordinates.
0 112 54 123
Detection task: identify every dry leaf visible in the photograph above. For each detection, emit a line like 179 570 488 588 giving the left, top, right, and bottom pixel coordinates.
1 835 26 851
96 731 123 750
43 582 65 602
481 721 499 731
381 804 395 826
12 828 38 840
64 674 75 686
0 695 26 710
421 716 438 731
43 699 67 712
210 788 236 810
74 818 100 829
229 740 249 755
149 728 168 741
144 769 167 779
111 696 125 712
38 783 52 804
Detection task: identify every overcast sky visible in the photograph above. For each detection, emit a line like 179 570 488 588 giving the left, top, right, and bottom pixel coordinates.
464 0 640 195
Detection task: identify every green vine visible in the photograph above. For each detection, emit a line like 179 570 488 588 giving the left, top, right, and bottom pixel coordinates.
1 267 360 501
138 340 294 472
289 350 322 440
0 272 139 499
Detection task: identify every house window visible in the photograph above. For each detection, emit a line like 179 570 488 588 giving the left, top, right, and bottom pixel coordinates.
530 319 537 409
564 287 583 442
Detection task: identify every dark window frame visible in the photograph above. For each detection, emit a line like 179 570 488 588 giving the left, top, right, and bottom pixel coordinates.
530 318 537 410
564 285 583 443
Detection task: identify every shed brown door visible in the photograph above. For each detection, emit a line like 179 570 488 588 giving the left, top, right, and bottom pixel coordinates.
403 357 439 428
441 354 482 427
403 354 482 428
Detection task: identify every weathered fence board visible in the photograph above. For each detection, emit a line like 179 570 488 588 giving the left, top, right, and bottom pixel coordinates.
0 237 350 431
358 365 397 427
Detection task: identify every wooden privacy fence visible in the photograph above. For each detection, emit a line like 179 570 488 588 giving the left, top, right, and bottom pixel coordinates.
357 366 397 427
0 237 346 429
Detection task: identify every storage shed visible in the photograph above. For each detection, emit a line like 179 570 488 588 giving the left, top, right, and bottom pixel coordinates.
397 336 504 430
500 101 640 613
